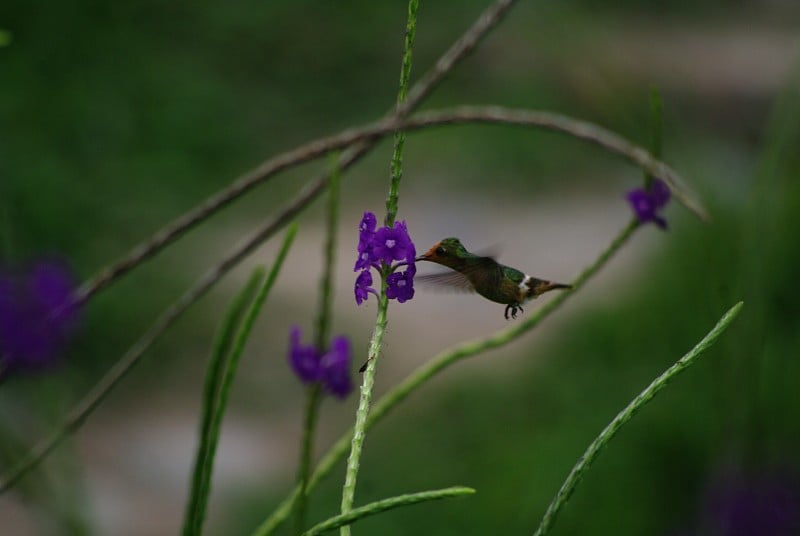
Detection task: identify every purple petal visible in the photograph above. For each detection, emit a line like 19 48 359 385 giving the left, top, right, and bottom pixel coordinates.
288 326 321 383
0 260 80 372
626 189 658 222
650 179 671 208
354 270 376 306
373 221 414 265
354 212 381 271
358 211 377 238
386 269 415 303
320 336 352 398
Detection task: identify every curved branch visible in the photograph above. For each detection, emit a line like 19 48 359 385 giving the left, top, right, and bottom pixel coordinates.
77 105 705 306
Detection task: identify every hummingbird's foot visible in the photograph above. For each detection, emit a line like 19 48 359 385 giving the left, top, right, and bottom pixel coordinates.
504 303 523 320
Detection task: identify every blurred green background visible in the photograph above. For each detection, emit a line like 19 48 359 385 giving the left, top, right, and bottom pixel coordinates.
1 0 799 534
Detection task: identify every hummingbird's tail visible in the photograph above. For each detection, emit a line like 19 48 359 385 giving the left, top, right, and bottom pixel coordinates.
529 279 572 298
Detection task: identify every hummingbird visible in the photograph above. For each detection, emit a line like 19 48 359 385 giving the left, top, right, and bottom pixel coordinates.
415 237 572 320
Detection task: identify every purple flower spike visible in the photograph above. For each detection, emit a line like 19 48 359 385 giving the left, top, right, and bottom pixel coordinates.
386 269 415 303
372 220 414 265
0 260 80 372
288 326 321 384
320 336 352 398
353 210 417 306
626 179 671 229
354 270 377 306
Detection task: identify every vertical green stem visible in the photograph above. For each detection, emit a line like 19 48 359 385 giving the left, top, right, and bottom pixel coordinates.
341 3 419 533
293 156 341 534
340 291 389 536
385 0 419 228
315 154 341 350
293 385 322 535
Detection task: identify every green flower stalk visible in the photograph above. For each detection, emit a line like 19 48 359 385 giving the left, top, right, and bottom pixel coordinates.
293 156 343 535
340 2 420 533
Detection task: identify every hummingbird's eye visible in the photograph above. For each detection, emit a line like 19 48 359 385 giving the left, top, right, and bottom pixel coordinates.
435 246 446 255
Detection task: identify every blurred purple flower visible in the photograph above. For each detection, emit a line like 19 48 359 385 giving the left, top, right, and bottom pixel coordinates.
288 326 322 384
287 327 353 398
0 260 80 373
702 468 800 536
319 336 352 398
386 269 415 303
626 178 671 229
353 212 417 305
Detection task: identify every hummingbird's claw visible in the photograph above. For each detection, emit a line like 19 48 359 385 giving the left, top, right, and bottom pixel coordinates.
504 303 523 320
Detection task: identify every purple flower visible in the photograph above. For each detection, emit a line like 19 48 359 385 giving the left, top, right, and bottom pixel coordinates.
358 211 377 248
354 212 379 271
288 327 353 398
626 178 671 229
353 211 417 305
372 220 414 265
0 260 80 373
355 270 377 305
320 336 352 398
288 326 322 384
386 269 415 303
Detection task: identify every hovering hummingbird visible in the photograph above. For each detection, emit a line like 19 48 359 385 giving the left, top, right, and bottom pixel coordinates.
415 238 572 320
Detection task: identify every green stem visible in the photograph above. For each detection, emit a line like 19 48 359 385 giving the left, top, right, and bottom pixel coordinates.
294 385 323 535
182 267 265 536
532 301 744 536
385 0 419 228
315 155 341 350
294 157 341 535
192 225 297 535
306 487 474 536
339 291 389 536
340 2 419 534
253 221 639 536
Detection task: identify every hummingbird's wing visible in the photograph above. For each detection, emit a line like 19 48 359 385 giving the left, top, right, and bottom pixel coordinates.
416 256 500 294
415 270 476 293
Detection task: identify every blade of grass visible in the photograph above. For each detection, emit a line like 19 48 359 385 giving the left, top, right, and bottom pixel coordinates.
181 267 266 536
532 301 744 536
190 224 298 535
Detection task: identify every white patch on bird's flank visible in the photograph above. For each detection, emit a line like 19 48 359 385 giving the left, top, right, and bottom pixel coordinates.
518 274 532 300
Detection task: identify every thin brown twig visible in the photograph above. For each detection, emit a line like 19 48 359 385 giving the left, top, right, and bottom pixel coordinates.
75 0 520 307
1 0 521 494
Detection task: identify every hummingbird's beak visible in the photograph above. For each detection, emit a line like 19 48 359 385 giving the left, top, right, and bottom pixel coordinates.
415 253 429 262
